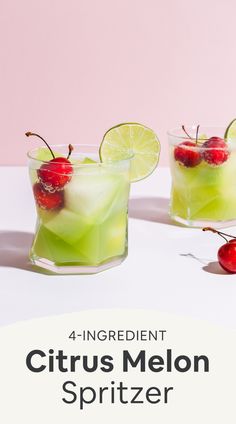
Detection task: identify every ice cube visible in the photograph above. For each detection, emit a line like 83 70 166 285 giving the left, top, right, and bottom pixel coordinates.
64 169 124 221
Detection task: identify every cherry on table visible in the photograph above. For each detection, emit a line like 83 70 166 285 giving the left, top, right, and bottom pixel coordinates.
218 240 236 273
203 227 236 273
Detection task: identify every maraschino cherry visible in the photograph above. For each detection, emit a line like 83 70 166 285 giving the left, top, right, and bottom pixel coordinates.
202 137 229 166
33 182 64 210
174 125 202 167
203 227 236 273
26 132 73 191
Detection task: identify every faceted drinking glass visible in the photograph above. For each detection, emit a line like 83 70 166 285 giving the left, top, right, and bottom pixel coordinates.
28 145 131 274
168 126 236 227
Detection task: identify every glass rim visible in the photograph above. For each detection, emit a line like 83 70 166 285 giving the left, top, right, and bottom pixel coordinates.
167 125 235 141
27 144 134 166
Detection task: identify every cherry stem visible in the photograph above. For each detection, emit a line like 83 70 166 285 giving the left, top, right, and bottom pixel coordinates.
67 144 73 160
25 132 55 159
202 227 236 243
182 125 200 144
195 124 200 144
182 125 193 139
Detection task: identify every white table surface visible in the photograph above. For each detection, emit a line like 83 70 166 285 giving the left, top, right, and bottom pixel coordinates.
0 166 236 328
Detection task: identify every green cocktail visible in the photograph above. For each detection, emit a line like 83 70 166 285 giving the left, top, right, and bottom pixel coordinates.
28 145 130 274
169 125 236 227
27 123 160 274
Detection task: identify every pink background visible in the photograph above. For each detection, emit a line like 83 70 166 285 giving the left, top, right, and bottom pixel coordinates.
1 0 236 166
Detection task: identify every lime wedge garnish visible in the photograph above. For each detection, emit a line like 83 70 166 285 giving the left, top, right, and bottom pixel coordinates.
99 123 160 182
225 119 236 141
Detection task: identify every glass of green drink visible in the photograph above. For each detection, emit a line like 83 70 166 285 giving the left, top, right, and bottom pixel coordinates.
168 125 236 227
28 144 131 274
27 123 160 274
